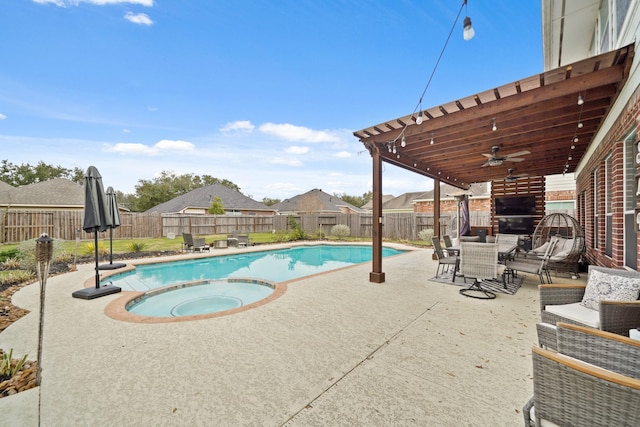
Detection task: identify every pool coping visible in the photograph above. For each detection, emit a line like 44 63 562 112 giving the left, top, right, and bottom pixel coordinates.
100 241 413 323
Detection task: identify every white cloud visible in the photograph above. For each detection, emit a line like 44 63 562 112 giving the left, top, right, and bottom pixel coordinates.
155 139 194 151
269 157 303 167
34 0 154 6
0 113 6 120
122 128 131 133
259 122 341 143
124 12 153 25
285 146 309 154
104 142 156 155
333 151 351 158
103 139 194 155
220 120 255 133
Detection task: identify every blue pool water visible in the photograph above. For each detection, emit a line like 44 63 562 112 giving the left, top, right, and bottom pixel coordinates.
127 279 275 317
108 244 404 292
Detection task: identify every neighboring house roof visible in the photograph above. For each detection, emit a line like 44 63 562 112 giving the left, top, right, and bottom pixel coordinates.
361 195 395 210
0 178 84 208
0 181 14 192
271 188 365 214
383 183 490 211
146 183 273 214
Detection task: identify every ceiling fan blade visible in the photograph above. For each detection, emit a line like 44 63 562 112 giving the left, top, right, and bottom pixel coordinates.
504 150 531 158
481 153 494 158
480 161 491 167
505 157 525 162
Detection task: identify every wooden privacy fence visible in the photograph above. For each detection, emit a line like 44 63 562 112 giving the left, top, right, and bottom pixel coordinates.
0 209 491 243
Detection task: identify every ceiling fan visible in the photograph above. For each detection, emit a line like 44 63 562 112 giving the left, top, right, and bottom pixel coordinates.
481 146 531 167
504 168 527 182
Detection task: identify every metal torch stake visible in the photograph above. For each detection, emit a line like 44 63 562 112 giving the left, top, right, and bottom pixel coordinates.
35 233 53 387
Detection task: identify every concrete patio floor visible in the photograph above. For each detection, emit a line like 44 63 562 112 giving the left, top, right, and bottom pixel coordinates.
0 243 586 426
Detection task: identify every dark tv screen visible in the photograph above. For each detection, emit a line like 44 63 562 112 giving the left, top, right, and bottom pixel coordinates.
495 196 537 216
498 217 535 234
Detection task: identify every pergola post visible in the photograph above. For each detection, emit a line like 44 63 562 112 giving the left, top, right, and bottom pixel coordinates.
434 178 441 238
370 145 385 283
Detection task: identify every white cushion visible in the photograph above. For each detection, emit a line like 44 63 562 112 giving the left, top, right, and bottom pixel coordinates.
546 302 600 328
549 250 570 261
530 406 561 427
580 269 640 310
531 241 549 255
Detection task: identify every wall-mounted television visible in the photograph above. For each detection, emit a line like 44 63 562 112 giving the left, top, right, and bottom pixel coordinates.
498 216 535 234
495 196 537 216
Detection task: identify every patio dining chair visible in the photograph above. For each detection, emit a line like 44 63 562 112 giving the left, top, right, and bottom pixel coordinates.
458 242 499 299
431 236 458 281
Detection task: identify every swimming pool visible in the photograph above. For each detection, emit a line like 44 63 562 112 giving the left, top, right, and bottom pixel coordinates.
107 244 404 292
105 244 405 320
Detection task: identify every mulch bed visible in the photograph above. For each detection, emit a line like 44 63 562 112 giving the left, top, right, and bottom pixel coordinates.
0 250 178 398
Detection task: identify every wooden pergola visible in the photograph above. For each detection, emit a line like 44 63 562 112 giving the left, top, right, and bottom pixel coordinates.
353 44 634 283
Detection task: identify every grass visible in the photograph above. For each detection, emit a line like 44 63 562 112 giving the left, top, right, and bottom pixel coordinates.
0 233 432 259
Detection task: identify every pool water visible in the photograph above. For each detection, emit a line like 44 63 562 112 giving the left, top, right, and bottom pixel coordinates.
126 279 275 317
108 244 404 292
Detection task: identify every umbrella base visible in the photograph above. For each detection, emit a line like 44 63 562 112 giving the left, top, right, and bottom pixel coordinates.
98 262 127 270
72 285 122 300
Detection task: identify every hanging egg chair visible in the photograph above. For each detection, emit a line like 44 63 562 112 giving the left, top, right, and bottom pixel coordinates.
530 213 585 278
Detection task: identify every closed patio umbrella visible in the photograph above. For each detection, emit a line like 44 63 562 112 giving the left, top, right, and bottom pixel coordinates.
98 186 126 270
460 194 471 236
72 166 121 299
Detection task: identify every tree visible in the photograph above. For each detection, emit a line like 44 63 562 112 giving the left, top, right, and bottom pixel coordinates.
131 171 241 212
262 197 281 206
208 196 225 214
0 160 84 186
333 191 372 208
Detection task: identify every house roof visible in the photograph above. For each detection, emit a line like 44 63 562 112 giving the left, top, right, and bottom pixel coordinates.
361 194 395 210
271 188 365 214
382 183 489 211
353 44 634 189
0 178 84 207
146 183 272 214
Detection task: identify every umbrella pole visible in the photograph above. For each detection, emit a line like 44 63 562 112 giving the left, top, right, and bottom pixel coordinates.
109 228 114 264
94 232 100 289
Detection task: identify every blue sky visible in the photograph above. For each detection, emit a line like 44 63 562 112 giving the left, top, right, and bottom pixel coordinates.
1 0 542 201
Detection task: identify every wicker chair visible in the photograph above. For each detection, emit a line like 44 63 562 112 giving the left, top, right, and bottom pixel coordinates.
523 323 640 426
458 242 499 299
536 265 640 350
530 213 585 278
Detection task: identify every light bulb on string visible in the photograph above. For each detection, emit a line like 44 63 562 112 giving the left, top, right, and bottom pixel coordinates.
401 135 406 148
416 110 423 125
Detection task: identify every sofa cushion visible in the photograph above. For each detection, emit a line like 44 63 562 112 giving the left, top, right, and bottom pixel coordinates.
580 268 640 311
546 302 600 328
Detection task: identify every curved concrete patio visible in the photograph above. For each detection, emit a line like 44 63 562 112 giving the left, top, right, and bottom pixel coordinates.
0 243 574 426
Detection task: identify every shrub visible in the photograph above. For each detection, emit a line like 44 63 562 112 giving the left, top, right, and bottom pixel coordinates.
1 257 21 270
17 238 65 272
127 242 147 252
82 242 109 257
330 224 351 240
287 216 306 241
0 349 28 379
0 249 20 263
418 229 435 244
0 270 35 285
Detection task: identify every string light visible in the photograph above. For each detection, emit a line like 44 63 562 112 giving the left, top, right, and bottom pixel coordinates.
491 118 497 132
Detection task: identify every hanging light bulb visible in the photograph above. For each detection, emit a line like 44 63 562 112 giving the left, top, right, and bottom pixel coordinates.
571 144 576 150
463 16 475 40
491 118 497 132
577 122 584 129
577 95 584 106
416 110 423 125
430 132 434 145
387 143 392 153
392 145 397 154
574 136 579 143
401 135 406 147
568 155 572 160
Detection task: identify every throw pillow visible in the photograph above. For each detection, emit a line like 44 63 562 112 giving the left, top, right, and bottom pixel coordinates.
580 269 640 311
